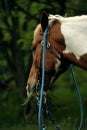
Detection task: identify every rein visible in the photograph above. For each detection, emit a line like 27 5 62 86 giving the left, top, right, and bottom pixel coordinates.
38 26 84 130
38 25 49 130
70 65 84 130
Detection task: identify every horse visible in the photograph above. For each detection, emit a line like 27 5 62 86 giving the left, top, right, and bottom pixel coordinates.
26 12 87 96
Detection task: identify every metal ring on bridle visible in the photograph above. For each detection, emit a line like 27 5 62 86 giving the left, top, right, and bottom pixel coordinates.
47 42 50 49
41 40 44 46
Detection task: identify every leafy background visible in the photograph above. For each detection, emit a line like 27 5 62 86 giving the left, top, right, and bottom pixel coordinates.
0 0 87 130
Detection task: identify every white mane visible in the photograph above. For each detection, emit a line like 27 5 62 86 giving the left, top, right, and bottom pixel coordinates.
49 14 87 23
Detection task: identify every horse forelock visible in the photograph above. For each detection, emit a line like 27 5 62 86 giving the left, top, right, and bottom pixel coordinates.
33 20 60 43
33 24 42 42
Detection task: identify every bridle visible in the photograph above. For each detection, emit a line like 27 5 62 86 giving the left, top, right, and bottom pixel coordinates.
40 32 61 62
32 28 63 91
29 20 84 130
36 24 83 130
38 26 50 130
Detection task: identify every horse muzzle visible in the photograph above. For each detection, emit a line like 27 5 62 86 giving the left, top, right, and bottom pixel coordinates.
26 80 41 97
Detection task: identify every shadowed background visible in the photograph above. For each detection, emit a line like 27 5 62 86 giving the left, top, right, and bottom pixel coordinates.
0 0 87 130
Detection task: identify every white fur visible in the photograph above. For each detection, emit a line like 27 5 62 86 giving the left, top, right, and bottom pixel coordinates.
49 15 87 23
50 59 61 84
55 59 61 73
49 15 87 59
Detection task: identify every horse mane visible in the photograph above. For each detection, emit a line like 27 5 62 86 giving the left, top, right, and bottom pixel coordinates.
33 24 42 42
33 14 87 42
48 14 87 23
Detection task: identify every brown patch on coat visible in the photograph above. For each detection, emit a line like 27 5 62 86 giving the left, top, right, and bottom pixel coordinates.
63 52 87 70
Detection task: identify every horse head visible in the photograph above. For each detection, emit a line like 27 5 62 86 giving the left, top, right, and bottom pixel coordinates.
26 12 87 95
26 12 70 95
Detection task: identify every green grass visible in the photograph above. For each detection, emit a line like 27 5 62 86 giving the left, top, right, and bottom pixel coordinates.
0 124 38 130
0 67 87 130
0 86 87 130
0 121 87 130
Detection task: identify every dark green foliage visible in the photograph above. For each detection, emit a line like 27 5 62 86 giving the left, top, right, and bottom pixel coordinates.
0 0 87 129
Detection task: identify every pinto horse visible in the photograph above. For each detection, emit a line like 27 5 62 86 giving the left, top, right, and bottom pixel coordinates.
26 12 87 95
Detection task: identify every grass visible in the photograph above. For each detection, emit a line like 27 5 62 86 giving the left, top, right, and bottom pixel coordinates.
0 67 87 130
0 120 87 130
0 87 87 130
0 124 38 130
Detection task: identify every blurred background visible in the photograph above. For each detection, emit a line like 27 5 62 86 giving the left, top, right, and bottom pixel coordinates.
0 0 87 130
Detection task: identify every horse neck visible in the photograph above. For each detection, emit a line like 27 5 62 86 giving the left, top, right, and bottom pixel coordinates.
62 51 87 70
49 17 87 70
58 18 87 70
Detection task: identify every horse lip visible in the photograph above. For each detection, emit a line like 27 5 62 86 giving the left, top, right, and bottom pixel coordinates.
26 85 29 96
26 78 51 97
26 84 31 96
26 80 41 97
26 85 35 97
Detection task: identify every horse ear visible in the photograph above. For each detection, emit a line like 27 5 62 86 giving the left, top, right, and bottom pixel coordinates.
40 11 48 32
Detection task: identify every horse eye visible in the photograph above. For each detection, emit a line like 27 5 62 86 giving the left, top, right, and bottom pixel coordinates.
31 47 36 52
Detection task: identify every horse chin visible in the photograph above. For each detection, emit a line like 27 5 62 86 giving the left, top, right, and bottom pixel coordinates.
26 84 35 97
26 78 53 97
26 79 41 97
